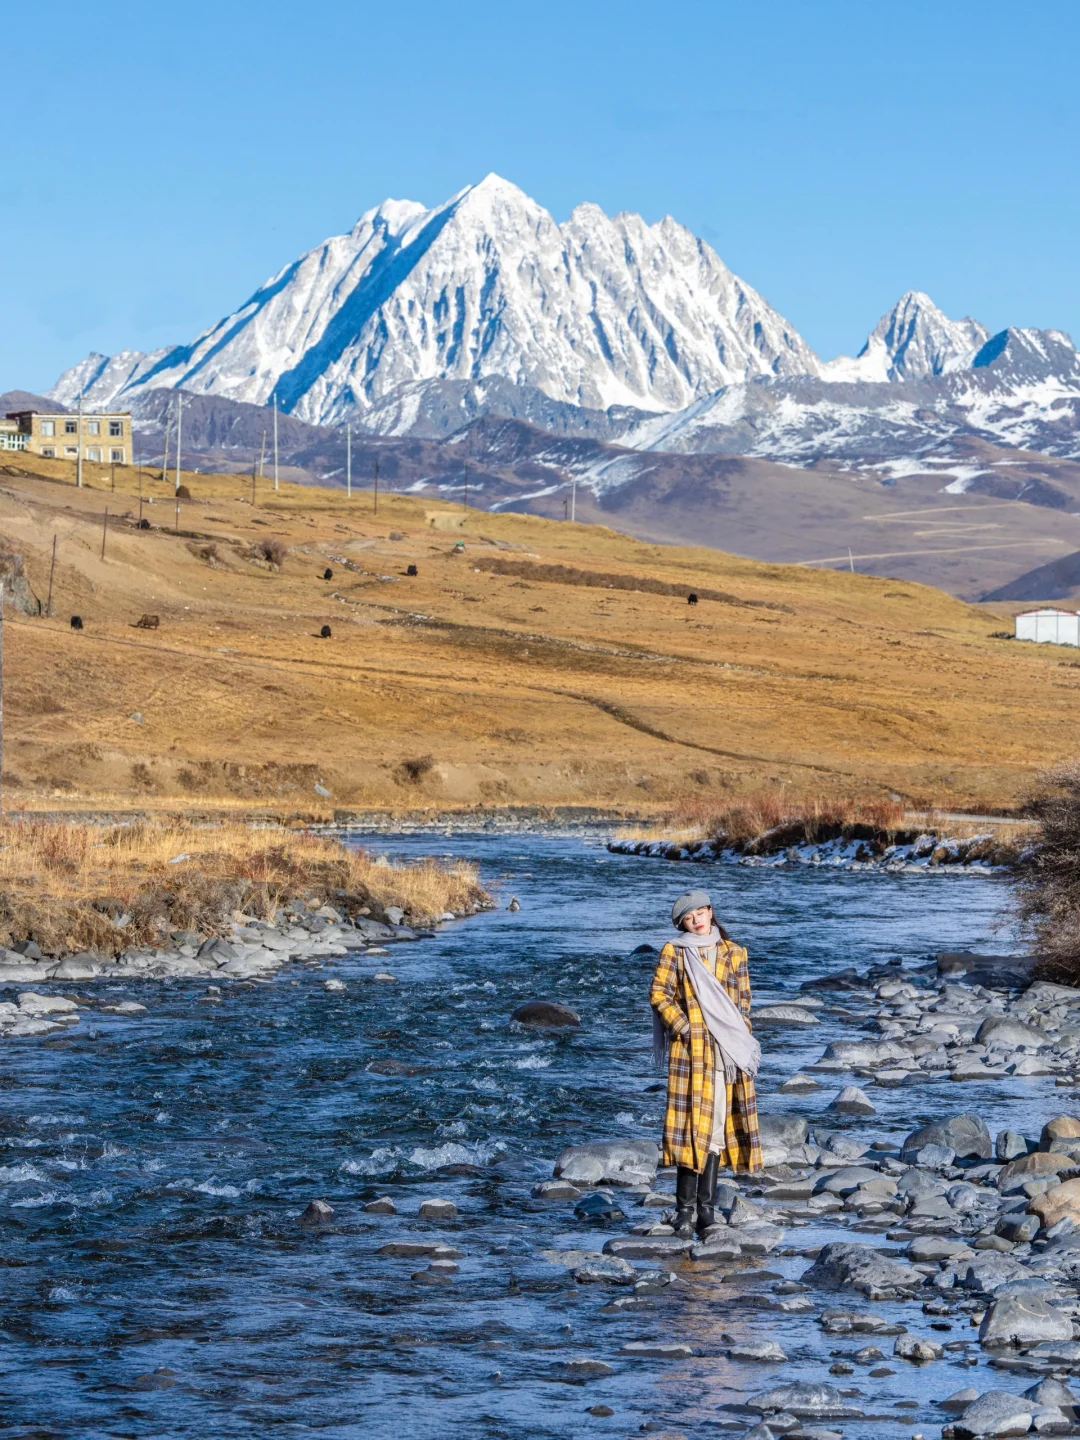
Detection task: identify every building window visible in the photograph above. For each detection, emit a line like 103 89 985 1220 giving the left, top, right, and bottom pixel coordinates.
86 420 100 436
41 420 55 437
87 446 101 461
109 420 123 437
110 448 125 463
41 447 56 458
64 420 77 434
64 445 78 456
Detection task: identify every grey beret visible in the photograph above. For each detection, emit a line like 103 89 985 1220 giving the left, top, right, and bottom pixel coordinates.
671 889 712 927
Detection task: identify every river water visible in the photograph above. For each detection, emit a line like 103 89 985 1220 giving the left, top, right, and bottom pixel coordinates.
0 832 1047 1439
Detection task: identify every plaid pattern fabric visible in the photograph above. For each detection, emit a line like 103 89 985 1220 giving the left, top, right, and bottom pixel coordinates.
650 939 762 1175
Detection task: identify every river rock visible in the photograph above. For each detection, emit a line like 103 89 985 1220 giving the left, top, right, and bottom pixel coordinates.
819 1310 899 1335
998 1131 1030 1163
748 1382 866 1419
1024 1379 1077 1410
815 1166 885 1196
511 1001 581 1029
829 1086 875 1115
554 1140 658 1187
418 1198 458 1221
17 992 78 1014
758 1115 809 1151
977 1016 1048 1049
620 1341 694 1359
895 1333 944 1362
754 1004 820 1027
532 1180 582 1200
572 1256 635 1284
365 1197 396 1214
690 1237 742 1262
728 1340 788 1361
802 1243 925 1299
575 1191 626 1220
1031 1179 1080 1229
980 1295 1074 1347
952 1391 1034 1437
299 1199 334 1224
1028 1342 1080 1365
603 1235 692 1260
1041 1116 1080 1151
910 1237 975 1263
780 1073 821 1093
51 953 100 981
550 1358 614 1382
999 1152 1075 1191
903 1113 993 1162
905 1142 957 1168
819 1040 910 1068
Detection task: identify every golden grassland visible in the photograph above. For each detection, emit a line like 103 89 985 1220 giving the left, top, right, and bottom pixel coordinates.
0 817 488 955
0 449 1075 818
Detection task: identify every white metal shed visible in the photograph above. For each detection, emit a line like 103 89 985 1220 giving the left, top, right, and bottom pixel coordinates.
1015 609 1080 646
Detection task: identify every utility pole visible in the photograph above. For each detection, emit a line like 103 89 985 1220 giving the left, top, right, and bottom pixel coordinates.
373 457 379 516
111 460 115 493
162 402 172 482
137 452 144 525
848 547 855 574
46 536 57 616
463 460 468 514
273 393 279 492
101 508 108 561
571 478 576 523
76 393 84 489
346 423 352 499
174 394 183 494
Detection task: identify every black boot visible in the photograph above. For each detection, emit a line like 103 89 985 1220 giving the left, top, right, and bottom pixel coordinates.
673 1165 698 1239
696 1153 720 1235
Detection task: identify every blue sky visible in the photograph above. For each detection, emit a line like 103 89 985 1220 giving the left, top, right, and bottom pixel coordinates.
3 0 1077 393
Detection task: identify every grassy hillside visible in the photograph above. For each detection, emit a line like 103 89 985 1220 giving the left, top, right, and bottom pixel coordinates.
0 450 1074 817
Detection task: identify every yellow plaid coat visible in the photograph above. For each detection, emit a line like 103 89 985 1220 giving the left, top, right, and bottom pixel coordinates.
650 938 762 1175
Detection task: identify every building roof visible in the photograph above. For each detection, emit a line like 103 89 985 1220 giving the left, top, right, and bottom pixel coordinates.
5 409 132 420
1017 608 1080 618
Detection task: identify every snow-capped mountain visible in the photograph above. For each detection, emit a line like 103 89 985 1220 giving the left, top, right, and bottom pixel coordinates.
51 175 818 423
821 291 988 383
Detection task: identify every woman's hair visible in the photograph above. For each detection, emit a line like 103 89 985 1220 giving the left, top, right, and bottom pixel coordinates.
679 907 732 943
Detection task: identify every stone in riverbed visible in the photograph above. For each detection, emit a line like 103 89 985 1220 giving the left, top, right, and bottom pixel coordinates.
364 1197 396 1214
603 1235 692 1260
554 1139 658 1187
819 1310 901 1335
1041 1116 1080 1151
17 992 78 1015
819 1039 910 1068
299 1199 334 1224
572 1256 635 1284
511 1000 580 1028
753 1004 820 1027
50 953 100 981
998 1152 1075 1190
951 1391 1034 1437
977 1016 1048 1048
979 1295 1073 1348
418 1198 457 1220
690 1238 742 1262
532 1180 582 1200
1028 1178 1080 1230
902 1113 993 1162
905 1143 957 1168
829 1085 875 1115
757 1115 809 1151
997 1130 1030 1163
748 1382 866 1419
728 1340 787 1362
549 1358 614 1382
801 1242 925 1299
909 1237 975 1263
895 1333 944 1362
780 1073 821 1093
620 1341 694 1359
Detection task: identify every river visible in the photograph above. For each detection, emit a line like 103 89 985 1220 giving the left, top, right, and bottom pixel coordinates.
0 831 1042 1438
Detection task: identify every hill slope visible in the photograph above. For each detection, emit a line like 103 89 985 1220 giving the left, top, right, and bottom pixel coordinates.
0 447 1075 817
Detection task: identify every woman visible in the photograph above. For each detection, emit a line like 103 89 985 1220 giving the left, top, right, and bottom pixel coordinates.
650 888 762 1239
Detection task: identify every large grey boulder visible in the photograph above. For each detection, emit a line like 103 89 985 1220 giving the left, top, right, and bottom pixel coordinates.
979 1295 1074 1347
819 1039 910 1067
829 1086 875 1115
977 1016 1048 1049
953 1391 1034 1437
814 1166 886 1196
50 953 100 981
902 1113 993 1161
553 1140 658 1186
801 1243 925 1300
957 1255 1033 1295
757 1115 810 1150
753 1004 820 1027
748 1382 865 1419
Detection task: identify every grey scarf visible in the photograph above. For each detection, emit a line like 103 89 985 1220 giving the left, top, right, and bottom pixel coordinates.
651 929 762 1082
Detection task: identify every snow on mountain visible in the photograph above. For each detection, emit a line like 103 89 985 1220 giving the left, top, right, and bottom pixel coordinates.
821 291 988 383
50 349 177 409
49 175 818 424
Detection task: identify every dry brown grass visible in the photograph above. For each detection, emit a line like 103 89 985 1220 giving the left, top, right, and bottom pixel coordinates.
1016 764 1080 979
0 819 490 956
636 790 907 848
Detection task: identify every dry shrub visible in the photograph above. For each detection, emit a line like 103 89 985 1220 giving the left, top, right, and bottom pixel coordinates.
252 537 288 569
397 755 436 784
1016 763 1080 979
662 790 908 851
187 540 220 566
0 820 490 956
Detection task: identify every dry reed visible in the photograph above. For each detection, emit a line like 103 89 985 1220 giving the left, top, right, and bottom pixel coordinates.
0 819 490 956
658 791 908 848
1016 763 1080 980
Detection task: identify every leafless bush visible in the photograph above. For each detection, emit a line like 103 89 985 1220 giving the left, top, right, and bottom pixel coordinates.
397 754 437 784
251 537 288 569
664 790 907 850
1015 763 1080 979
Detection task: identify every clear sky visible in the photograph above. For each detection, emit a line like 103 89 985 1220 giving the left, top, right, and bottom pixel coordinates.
3 0 1077 394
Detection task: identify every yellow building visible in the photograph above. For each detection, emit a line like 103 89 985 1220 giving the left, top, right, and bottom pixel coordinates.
6 410 133 464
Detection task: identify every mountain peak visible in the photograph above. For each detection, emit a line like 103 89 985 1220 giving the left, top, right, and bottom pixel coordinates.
822 290 988 384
